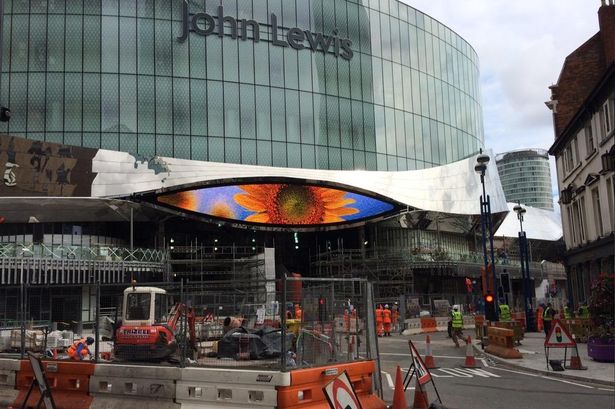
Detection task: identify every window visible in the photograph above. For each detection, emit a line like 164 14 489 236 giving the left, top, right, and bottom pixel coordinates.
585 122 594 156
592 188 603 237
154 294 168 324
607 176 615 233
600 100 613 138
126 293 151 320
572 197 586 243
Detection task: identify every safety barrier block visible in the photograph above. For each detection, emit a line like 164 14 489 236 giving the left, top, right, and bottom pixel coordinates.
277 360 386 409
462 315 475 329
420 317 437 333
176 367 288 409
435 316 449 332
0 359 20 388
91 375 176 401
90 364 179 401
13 360 95 409
402 318 422 335
485 327 522 359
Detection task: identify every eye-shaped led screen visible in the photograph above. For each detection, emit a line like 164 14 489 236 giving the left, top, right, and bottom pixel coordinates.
157 183 396 226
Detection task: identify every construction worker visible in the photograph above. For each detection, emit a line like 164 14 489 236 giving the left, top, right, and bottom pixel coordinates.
67 337 94 361
563 302 573 319
498 301 512 321
375 304 384 337
294 303 302 321
383 304 392 337
578 302 590 318
543 302 555 335
392 302 400 333
451 306 463 347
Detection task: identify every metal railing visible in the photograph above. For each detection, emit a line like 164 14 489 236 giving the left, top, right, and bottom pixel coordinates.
0 242 166 263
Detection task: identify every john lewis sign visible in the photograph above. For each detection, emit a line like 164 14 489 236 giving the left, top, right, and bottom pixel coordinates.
178 3 354 61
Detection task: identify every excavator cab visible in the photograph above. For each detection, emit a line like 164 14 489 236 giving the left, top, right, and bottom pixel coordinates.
123 287 168 325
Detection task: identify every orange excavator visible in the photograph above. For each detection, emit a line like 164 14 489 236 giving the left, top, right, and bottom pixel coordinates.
114 285 196 361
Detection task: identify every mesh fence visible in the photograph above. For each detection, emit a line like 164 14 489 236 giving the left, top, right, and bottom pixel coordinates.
0 277 375 371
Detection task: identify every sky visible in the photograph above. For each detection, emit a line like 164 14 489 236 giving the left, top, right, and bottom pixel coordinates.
404 0 601 205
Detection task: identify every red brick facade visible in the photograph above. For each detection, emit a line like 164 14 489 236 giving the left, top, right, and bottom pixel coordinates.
549 2 615 139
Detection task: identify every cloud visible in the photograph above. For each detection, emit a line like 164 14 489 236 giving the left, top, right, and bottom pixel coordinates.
402 0 598 202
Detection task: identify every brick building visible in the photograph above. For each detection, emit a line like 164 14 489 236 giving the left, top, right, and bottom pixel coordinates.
547 0 615 306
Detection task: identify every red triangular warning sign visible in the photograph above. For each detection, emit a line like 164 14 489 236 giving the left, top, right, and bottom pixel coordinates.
544 320 576 347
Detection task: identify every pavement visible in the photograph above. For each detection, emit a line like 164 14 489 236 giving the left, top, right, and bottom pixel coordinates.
477 331 615 386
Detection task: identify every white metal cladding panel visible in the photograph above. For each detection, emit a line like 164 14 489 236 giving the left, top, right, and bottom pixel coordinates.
495 202 563 241
91 150 508 216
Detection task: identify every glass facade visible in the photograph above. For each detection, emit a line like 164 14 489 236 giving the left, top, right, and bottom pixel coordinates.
496 149 554 210
0 0 483 171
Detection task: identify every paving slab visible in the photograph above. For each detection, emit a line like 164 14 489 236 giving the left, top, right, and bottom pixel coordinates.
477 332 615 386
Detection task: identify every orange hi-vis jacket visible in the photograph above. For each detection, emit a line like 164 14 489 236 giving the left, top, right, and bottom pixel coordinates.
67 339 91 361
375 306 383 323
383 308 392 324
294 306 302 320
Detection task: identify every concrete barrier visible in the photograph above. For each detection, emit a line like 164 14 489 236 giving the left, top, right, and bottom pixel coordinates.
90 396 180 409
435 317 449 332
90 364 180 401
176 367 290 409
462 315 475 330
402 318 422 335
0 358 20 389
485 327 522 359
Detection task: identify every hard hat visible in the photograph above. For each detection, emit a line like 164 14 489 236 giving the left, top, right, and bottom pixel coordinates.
86 337 95 345
385 304 389 308
453 305 459 310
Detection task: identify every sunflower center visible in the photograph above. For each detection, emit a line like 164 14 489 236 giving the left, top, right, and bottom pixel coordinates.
274 185 323 224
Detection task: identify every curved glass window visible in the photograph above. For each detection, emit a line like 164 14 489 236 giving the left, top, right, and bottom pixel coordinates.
0 0 483 171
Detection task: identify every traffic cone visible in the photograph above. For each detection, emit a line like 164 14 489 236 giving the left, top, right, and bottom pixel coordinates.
412 378 429 409
565 346 587 370
462 336 477 368
392 365 408 409
424 335 438 369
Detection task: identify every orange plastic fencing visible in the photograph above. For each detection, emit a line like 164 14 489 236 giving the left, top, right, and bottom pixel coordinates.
13 360 94 409
277 360 386 409
420 317 437 333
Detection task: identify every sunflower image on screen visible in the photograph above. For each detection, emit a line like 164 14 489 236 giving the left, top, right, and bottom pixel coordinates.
157 183 395 226
234 184 359 224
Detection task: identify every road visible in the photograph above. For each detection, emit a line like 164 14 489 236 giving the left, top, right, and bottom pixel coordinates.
376 331 614 409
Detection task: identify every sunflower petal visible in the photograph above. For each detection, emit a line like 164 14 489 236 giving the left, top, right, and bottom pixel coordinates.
327 207 360 217
245 213 270 223
240 184 277 197
318 188 347 200
324 198 356 209
322 215 344 223
234 194 268 212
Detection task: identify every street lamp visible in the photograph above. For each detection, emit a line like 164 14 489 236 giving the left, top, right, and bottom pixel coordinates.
475 151 498 321
514 203 536 332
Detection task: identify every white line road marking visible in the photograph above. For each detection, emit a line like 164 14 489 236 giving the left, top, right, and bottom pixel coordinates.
380 353 464 359
430 371 453 378
480 358 489 367
598 388 615 392
461 368 500 378
540 376 595 389
382 371 394 389
381 371 414 390
439 368 473 377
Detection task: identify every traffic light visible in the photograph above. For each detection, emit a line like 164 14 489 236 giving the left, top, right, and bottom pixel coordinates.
485 293 497 321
